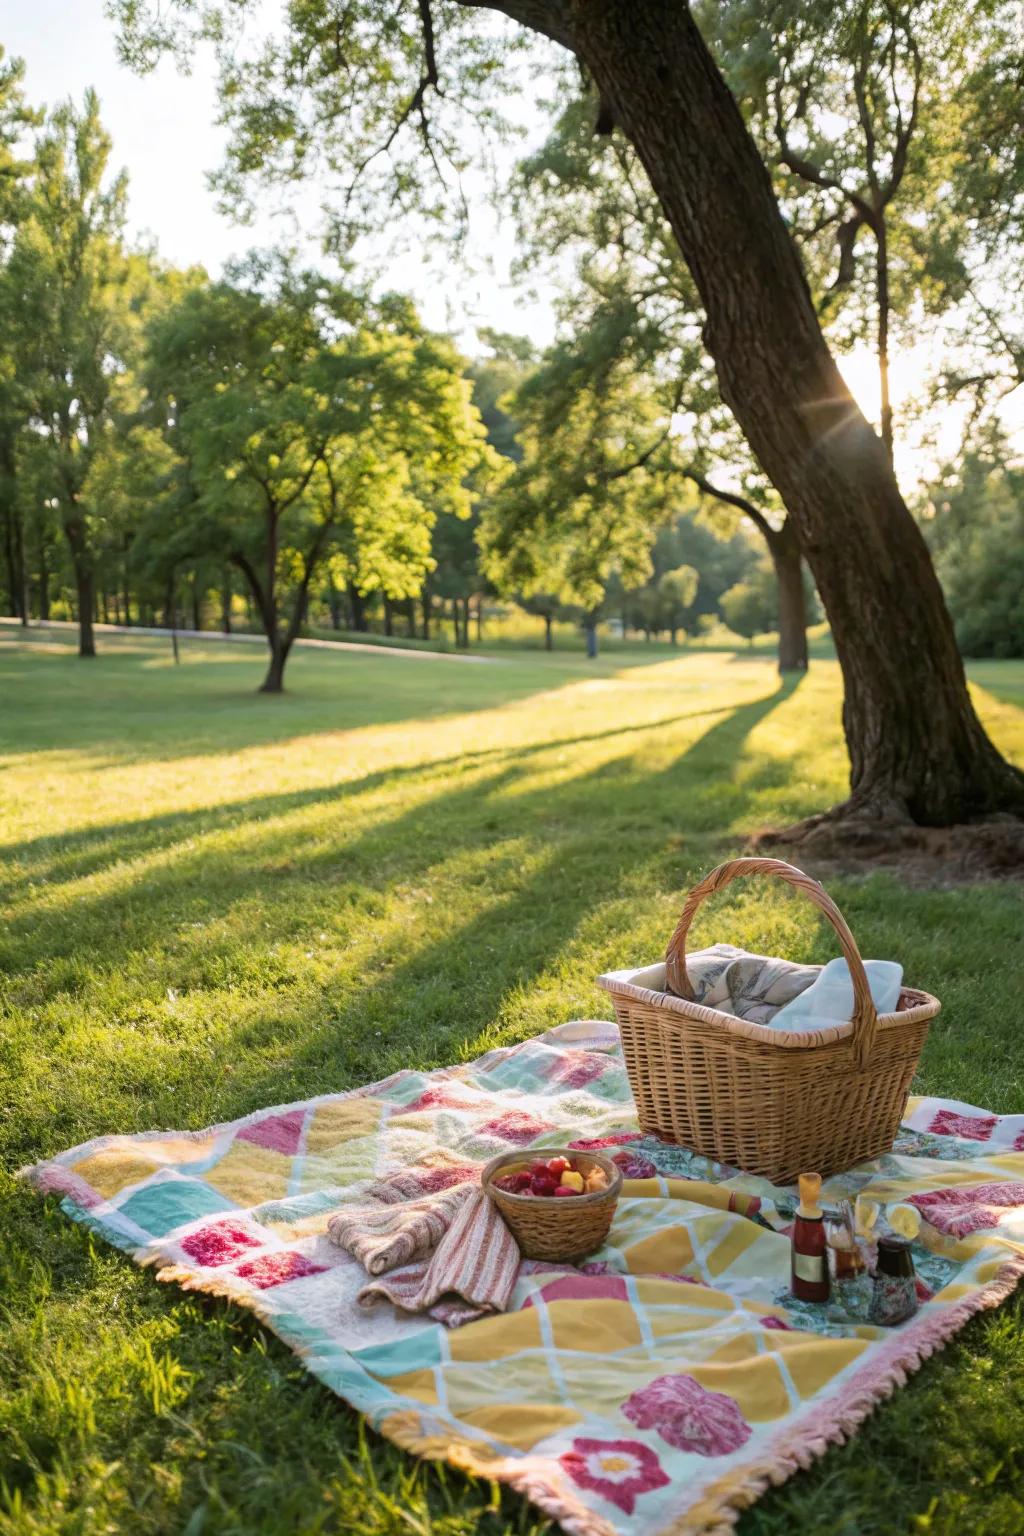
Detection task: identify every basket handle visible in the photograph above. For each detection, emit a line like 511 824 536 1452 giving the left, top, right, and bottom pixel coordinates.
664 857 879 1066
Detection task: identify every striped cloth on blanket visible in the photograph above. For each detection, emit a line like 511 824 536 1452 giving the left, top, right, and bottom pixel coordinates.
327 1182 474 1274
358 1187 520 1325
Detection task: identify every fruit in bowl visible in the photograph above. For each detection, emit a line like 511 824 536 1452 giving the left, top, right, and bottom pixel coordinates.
492 1155 611 1199
483 1146 622 1261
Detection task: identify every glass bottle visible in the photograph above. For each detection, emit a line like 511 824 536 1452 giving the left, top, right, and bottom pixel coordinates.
868 1236 919 1326
791 1172 830 1303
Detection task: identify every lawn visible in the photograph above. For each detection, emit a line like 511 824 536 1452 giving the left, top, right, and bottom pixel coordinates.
2 631 1024 1536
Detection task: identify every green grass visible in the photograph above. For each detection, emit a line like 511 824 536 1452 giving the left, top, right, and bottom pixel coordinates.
1 631 1023 1536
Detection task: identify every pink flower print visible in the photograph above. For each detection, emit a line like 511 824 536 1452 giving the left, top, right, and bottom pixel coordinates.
758 1315 793 1330
612 1150 658 1180
477 1110 555 1146
560 1438 670 1514
928 1109 997 1142
1013 1131 1024 1152
623 1374 752 1457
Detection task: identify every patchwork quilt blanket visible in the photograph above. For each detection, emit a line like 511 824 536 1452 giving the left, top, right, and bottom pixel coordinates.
25 1022 1024 1536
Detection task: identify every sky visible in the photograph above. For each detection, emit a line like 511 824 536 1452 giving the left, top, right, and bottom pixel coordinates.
3 0 558 348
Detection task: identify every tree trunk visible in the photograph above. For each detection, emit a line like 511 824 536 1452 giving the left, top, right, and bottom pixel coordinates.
475 596 484 642
544 612 553 651
75 564 97 656
765 519 809 674
383 597 394 636
221 571 233 634
259 634 290 693
191 576 201 632
875 217 894 465
670 624 678 645
350 588 368 632
39 541 50 621
584 614 599 659
560 0 1023 824
12 504 28 624
62 506 96 657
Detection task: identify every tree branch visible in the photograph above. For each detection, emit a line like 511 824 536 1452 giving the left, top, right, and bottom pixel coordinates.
681 467 779 545
231 549 275 635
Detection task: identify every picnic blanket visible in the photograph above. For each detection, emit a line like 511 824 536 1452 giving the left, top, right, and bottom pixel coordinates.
23 1021 1024 1536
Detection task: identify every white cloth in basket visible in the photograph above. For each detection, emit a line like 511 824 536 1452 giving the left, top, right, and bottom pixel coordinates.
624 943 903 1031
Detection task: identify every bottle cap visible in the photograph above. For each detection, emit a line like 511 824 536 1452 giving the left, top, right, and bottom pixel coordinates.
797 1172 823 1219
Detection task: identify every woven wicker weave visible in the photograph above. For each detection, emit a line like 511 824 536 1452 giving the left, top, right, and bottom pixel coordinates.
483 1149 623 1262
598 857 941 1184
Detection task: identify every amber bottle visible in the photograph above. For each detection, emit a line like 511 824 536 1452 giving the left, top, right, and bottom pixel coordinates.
791 1172 830 1303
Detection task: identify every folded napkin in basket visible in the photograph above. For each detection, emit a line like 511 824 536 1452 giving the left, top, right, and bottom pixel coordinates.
626 943 902 1031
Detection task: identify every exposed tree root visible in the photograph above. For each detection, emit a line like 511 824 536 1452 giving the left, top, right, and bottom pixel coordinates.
753 809 1024 885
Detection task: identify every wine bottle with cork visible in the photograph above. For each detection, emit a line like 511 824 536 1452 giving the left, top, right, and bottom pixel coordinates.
791 1172 830 1303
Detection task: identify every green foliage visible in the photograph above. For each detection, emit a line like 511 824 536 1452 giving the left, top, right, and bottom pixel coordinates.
711 0 1024 440
926 449 1024 658
141 262 496 685
721 565 782 642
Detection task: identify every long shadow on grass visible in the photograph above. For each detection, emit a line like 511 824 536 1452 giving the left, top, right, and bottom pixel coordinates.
0 703 745 898
4 677 804 1166
229 674 810 1110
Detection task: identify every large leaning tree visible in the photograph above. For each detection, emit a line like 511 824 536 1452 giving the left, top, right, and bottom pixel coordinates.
112 0 1024 826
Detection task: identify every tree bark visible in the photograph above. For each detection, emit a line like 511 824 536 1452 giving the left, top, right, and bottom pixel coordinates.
39 539 50 621
383 596 394 636
765 519 809 674
544 612 553 651
62 506 96 657
584 613 599 658
546 0 1023 824
875 217 894 464
221 570 233 633
260 635 290 693
350 588 368 631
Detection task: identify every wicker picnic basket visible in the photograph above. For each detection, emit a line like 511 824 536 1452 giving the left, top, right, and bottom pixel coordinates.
598 857 941 1184
483 1149 623 1262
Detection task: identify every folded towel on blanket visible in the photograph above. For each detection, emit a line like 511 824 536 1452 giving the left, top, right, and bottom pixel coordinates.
327 1182 475 1274
357 1187 520 1326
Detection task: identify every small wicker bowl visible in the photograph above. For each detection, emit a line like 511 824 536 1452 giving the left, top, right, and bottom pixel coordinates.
483 1148 623 1263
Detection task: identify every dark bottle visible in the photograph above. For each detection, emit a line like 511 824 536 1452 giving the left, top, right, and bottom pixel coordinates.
791 1172 830 1303
868 1236 919 1326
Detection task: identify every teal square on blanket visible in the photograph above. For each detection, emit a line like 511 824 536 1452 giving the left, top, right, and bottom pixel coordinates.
117 1178 236 1237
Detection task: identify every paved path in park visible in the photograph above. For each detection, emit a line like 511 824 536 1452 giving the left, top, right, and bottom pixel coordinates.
0 617 497 664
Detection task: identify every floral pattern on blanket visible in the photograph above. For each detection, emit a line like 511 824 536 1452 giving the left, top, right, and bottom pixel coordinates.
24 1022 1024 1536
